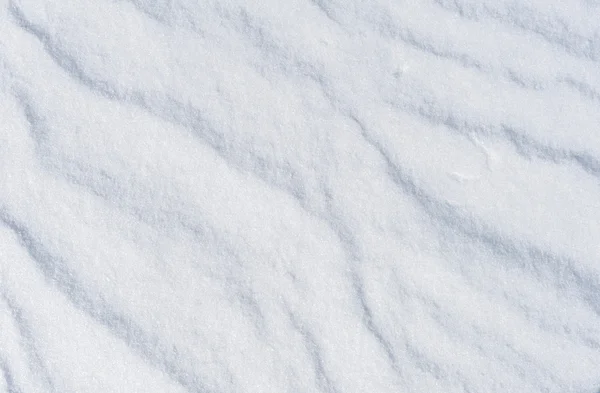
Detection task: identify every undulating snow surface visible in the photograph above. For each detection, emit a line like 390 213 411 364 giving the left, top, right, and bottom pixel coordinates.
1 0 600 392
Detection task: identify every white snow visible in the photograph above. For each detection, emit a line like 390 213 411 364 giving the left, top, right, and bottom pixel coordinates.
1 0 600 392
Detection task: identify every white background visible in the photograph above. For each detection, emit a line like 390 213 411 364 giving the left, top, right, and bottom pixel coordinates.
1 0 600 392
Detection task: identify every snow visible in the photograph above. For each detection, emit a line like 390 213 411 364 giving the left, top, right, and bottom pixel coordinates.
1 0 600 392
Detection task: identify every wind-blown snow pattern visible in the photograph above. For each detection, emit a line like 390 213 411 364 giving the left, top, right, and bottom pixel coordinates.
0 0 599 392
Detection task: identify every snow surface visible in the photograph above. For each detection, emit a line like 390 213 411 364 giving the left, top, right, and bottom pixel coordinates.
1 0 600 392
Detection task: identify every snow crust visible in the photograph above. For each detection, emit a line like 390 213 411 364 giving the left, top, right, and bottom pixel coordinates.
1 0 600 392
